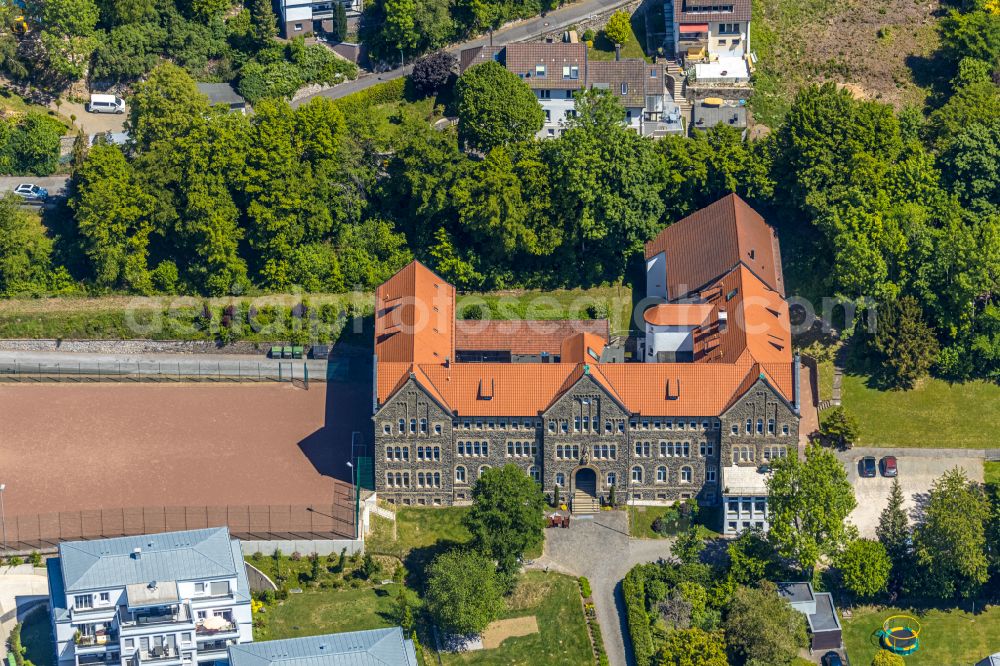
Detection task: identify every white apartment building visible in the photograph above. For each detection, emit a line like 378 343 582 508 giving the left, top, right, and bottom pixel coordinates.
48 527 253 666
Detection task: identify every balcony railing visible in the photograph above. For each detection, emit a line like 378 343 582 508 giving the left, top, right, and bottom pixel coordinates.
119 604 191 629
195 621 236 636
139 647 181 663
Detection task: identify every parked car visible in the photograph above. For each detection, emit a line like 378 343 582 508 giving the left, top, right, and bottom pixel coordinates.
87 93 125 114
13 183 48 202
821 652 844 666
860 456 877 478
880 455 898 477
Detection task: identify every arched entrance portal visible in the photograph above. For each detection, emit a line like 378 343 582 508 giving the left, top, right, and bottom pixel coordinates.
575 467 597 497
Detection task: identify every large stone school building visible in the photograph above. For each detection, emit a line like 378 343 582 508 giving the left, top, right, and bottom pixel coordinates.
372 194 814 535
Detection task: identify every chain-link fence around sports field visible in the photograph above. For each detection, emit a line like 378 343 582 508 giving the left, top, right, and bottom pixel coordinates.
0 360 329 384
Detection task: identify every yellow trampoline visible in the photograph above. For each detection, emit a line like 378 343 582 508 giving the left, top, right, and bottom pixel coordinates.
877 615 921 655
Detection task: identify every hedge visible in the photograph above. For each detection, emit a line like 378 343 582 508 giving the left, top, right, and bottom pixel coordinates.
623 567 654 666
335 78 407 116
579 576 592 598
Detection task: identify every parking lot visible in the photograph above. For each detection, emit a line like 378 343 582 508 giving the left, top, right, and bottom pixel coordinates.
839 447 985 538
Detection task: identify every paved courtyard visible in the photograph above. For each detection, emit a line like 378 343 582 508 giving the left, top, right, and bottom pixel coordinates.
529 512 672 666
839 447 984 538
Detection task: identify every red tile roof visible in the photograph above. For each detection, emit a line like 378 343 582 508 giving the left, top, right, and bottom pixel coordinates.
455 319 609 355
644 303 714 327
560 332 608 364
644 193 785 299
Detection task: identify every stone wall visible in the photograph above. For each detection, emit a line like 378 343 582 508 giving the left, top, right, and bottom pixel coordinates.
720 377 800 473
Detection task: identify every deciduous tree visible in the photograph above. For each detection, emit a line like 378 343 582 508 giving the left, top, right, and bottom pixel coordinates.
465 463 546 576
723 582 808 666
836 538 891 598
424 549 504 635
456 61 544 153
766 443 857 576
821 406 860 449
411 50 456 95
0 194 56 295
603 10 631 46
653 628 727 666
913 467 990 599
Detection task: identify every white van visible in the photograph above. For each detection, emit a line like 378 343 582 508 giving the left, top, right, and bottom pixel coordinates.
87 93 125 114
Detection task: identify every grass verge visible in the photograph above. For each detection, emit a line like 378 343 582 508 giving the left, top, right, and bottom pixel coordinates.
436 572 592 665
841 604 1000 666
842 374 1000 449
985 461 999 487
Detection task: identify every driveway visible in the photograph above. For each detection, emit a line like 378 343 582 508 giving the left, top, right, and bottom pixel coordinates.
529 512 672 666
52 99 127 134
292 0 635 106
839 447 985 538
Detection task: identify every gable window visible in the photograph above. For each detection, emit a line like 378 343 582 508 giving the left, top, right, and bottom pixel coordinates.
410 419 417 433
420 418 427 434
549 421 556 432
782 424 790 436
434 423 442 435
383 424 391 434
398 419 405 433
745 418 752 434
768 418 775 434
756 419 764 434
731 424 738 434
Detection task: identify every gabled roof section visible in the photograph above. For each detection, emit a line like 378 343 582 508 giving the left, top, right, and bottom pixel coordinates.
675 0 752 24
227 628 418 666
58 527 238 592
560 332 607 364
644 194 785 299
415 363 578 417
375 261 455 366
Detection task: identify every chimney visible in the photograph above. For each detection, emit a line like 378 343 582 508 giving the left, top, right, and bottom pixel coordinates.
615 44 621 61
132 547 141 560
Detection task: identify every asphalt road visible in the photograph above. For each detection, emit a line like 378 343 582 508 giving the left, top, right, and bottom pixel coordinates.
0 175 71 198
292 0 635 106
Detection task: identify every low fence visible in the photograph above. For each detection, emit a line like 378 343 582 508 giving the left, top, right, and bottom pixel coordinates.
0 360 322 384
0 503 356 552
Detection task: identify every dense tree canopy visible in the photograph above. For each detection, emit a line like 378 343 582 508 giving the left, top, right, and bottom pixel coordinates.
723 582 808 666
836 538 892 598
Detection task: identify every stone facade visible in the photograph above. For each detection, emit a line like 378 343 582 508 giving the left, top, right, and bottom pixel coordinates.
373 371 734 508
720 377 800 471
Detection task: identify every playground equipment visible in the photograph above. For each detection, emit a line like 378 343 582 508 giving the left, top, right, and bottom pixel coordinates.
877 615 921 655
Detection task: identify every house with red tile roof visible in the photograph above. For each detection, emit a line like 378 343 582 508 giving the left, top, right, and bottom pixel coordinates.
372 194 809 534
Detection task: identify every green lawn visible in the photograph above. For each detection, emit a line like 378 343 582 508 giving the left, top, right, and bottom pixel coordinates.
985 461 1000 486
588 12 650 62
366 506 474 560
437 572 592 666
842 604 1000 666
19 606 55 666
456 284 634 336
253 583 419 641
367 505 543 561
841 374 1000 448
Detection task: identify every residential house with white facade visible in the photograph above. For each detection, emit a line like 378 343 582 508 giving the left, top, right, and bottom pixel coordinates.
48 527 253 666
666 0 752 83
278 0 362 38
459 43 683 138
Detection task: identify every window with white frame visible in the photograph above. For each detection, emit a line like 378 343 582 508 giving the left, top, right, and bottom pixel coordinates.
607 472 617 486
529 466 540 483
632 466 643 483
706 468 717 482
535 64 546 76
656 466 667 482
456 466 466 483
555 472 566 487
680 466 692 483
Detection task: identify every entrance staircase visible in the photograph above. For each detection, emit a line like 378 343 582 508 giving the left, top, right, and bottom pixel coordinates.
665 59 692 132
572 491 600 514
